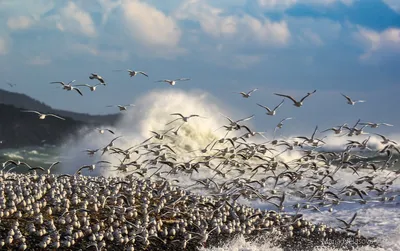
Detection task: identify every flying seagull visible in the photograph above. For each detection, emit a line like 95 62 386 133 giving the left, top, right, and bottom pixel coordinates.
75 84 102 92
341 93 365 105
257 99 285 116
22 110 65 120
166 113 203 125
50 80 83 96
114 69 149 78
156 78 190 86
274 90 316 107
234 88 258 98
89 73 106 85
107 104 135 111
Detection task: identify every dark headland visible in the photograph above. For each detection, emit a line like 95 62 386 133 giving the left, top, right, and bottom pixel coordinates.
0 88 121 148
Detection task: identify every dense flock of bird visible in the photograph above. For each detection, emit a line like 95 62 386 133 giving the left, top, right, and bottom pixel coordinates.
0 70 399 250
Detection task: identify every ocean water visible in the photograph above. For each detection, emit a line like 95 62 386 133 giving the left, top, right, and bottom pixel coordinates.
2 89 400 251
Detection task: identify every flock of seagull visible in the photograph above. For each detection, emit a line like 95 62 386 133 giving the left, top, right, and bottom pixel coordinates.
0 69 398 250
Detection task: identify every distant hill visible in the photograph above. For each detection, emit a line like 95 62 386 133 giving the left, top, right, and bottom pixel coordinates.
0 103 86 148
0 88 121 124
0 89 122 148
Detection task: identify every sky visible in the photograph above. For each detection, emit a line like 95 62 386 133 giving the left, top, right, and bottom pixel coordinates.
0 0 399 134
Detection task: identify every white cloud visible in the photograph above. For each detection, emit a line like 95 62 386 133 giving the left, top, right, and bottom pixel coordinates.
56 2 96 37
356 26 400 60
383 0 400 13
7 16 35 30
175 0 290 46
121 0 184 57
257 0 354 10
0 38 8 55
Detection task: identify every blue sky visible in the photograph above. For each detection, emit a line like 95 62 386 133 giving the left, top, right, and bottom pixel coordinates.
0 0 399 133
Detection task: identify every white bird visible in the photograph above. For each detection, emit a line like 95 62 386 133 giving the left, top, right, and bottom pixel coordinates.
113 69 149 78
359 122 393 128
274 90 316 107
22 110 65 120
274 117 293 134
75 84 102 92
322 123 348 134
89 73 106 85
166 113 203 125
156 78 190 86
234 88 258 98
373 133 397 145
341 93 366 105
257 99 284 116
107 104 135 111
95 128 115 135
50 80 83 96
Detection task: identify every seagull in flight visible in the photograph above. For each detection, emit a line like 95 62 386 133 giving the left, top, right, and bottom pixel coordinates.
234 88 258 98
166 113 203 125
89 73 106 85
257 99 284 116
50 80 83 96
75 84 102 92
6 82 16 88
359 122 393 128
114 69 148 78
107 104 135 111
95 128 115 135
274 90 316 107
341 93 365 105
22 110 65 120
274 117 293 134
156 78 190 86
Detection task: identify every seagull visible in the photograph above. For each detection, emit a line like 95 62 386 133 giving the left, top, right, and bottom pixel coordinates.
156 78 190 86
95 128 115 135
89 73 106 85
50 80 83 96
6 82 16 87
341 93 366 105
257 99 284 116
107 104 135 111
22 110 65 120
234 88 258 98
373 133 397 145
336 212 358 229
274 90 316 107
166 113 202 125
359 122 393 128
322 123 348 134
114 69 148 78
274 117 293 134
75 84 102 92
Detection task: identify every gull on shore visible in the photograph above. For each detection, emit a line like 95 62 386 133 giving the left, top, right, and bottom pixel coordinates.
274 90 316 107
89 73 106 85
21 110 65 120
257 99 284 116
107 104 135 111
341 93 366 105
156 78 190 86
234 88 258 98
